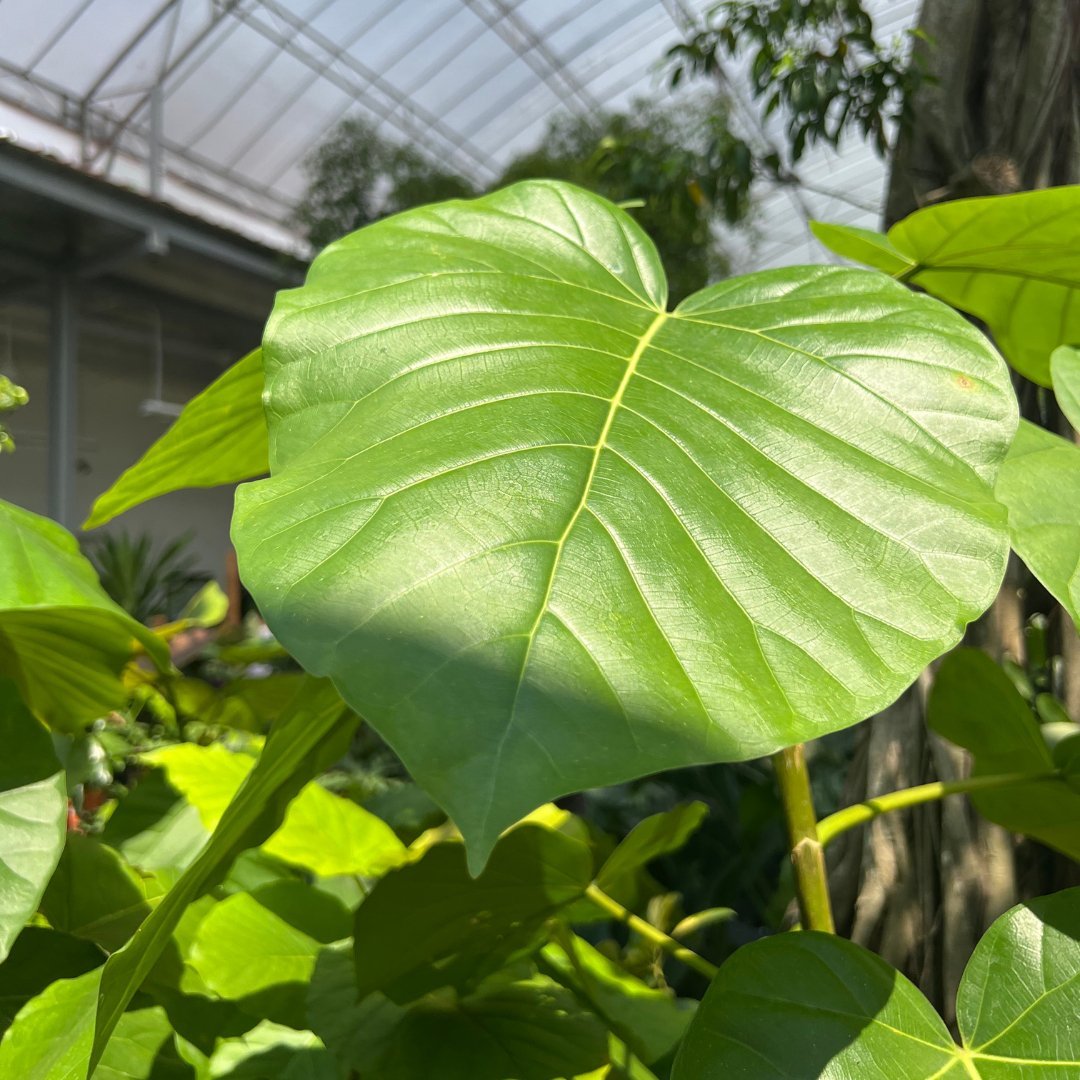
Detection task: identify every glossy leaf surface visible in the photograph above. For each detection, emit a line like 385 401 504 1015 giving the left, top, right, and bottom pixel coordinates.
928 648 1080 859
233 181 1015 866
995 420 1080 624
85 349 267 529
0 682 67 961
673 887 1080 1077
678 885 1080 1080
0 502 169 732
814 187 1080 384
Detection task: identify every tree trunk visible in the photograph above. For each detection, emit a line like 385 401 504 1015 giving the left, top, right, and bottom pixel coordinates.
830 0 1080 1019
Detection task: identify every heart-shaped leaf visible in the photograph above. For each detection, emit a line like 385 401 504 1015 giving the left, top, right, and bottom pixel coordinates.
995 420 1080 624
233 180 1016 867
813 186 1080 384
927 648 1080 859
0 501 170 732
673 886 1080 1077
85 349 267 530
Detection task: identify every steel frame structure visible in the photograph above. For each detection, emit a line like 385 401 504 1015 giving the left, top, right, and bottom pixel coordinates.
0 0 693 234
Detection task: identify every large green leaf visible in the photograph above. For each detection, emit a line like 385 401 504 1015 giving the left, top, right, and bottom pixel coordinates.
928 648 1080 859
0 677 351 1077
0 501 169 732
142 741 406 878
594 802 708 896
84 349 267 530
233 180 1015 867
813 187 1080 384
0 681 67 961
353 825 593 1003
995 420 1080 624
673 886 1080 1077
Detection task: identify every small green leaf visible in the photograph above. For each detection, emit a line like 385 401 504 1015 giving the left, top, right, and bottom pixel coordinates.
0 681 67 961
0 968 100 1080
143 741 406 879
203 1021 338 1080
101 770 207 875
89 680 353 1067
353 825 593 1003
995 419 1080 624
673 887 1080 1077
594 802 708 895
40 836 168 954
0 501 170 732
92 1006 188 1080
809 221 914 276
541 932 694 1064
233 180 1015 868
814 187 1080 384
1051 345 1080 432
928 648 1080 859
0 928 103 1033
189 882 349 1027
0 677 351 1077
373 977 609 1080
306 945 407 1072
84 349 267 530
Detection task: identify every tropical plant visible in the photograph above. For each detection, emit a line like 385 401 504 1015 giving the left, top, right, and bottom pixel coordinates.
0 178 1079 1078
86 530 212 624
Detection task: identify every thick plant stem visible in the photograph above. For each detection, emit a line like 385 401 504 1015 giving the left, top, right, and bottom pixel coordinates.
816 769 1060 848
584 882 720 980
773 744 835 934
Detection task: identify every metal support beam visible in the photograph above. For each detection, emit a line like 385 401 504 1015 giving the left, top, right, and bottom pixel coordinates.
47 275 78 529
0 146 300 284
149 85 164 198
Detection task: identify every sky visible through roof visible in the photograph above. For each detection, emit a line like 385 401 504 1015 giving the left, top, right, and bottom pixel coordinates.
0 0 920 267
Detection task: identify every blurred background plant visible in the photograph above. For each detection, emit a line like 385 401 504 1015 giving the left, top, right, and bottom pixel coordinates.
85 531 211 624
0 374 27 454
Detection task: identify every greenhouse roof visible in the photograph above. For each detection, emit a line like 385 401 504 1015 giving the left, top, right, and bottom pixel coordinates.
0 0 919 266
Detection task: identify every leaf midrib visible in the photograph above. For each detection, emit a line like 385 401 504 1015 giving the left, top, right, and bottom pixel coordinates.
480 308 669 835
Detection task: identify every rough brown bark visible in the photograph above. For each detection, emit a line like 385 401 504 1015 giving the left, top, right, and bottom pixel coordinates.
830 0 1080 1017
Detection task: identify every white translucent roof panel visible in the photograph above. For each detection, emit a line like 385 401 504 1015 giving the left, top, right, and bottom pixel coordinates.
0 0 919 265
